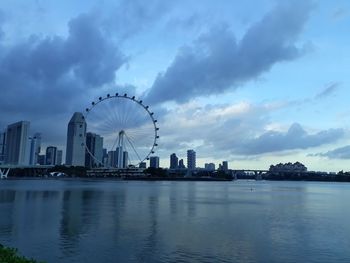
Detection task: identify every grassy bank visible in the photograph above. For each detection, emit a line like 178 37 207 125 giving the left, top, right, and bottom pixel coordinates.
0 244 44 263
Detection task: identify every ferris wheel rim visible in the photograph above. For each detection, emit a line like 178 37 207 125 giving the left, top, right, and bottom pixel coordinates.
83 93 159 167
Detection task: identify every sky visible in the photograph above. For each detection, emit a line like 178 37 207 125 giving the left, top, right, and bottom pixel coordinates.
0 0 349 171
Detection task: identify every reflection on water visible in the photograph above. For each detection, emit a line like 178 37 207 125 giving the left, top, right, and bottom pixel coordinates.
1 180 350 263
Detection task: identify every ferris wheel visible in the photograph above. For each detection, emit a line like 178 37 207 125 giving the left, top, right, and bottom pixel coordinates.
84 93 159 168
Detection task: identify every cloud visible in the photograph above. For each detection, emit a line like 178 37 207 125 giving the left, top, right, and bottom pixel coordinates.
0 11 127 145
155 101 267 158
311 145 350 159
145 0 314 104
331 7 348 21
156 99 343 160
0 0 175 150
315 82 340 99
233 123 344 155
165 13 203 33
104 0 172 40
0 9 4 39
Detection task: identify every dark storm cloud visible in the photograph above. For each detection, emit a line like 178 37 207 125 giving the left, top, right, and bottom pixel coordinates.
311 146 350 159
0 12 126 144
146 0 314 104
233 123 344 155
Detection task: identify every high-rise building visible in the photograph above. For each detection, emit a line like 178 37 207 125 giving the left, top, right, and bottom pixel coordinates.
108 150 118 167
149 156 159 168
66 112 86 166
0 131 6 164
56 150 63 165
106 149 128 168
170 153 178 169
85 132 103 168
178 159 186 169
102 148 108 166
187 149 196 170
116 146 124 168
37 155 45 165
123 151 128 168
5 121 30 165
46 146 57 165
205 163 215 171
29 133 41 165
222 161 228 171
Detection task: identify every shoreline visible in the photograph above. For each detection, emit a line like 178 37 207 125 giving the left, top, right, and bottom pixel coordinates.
1 176 233 182
2 177 350 183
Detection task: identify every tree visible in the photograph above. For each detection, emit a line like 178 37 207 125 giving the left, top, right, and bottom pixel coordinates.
0 244 44 263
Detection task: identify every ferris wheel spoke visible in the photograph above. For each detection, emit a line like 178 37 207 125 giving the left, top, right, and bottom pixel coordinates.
94 102 117 129
109 133 120 152
113 99 127 127
119 99 130 127
124 133 142 163
122 100 136 127
89 112 116 134
85 94 158 167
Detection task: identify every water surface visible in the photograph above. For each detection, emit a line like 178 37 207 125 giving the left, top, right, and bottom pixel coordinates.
1 179 350 263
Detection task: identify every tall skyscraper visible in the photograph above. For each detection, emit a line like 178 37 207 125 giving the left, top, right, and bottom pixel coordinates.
123 151 128 168
187 149 196 170
46 146 57 165
149 156 160 168
5 121 30 165
29 133 41 165
56 150 63 165
108 150 121 167
170 153 178 169
85 132 103 168
116 146 124 168
66 112 86 166
102 148 108 166
222 161 228 171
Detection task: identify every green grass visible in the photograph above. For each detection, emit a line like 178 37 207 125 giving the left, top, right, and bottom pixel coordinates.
0 244 44 263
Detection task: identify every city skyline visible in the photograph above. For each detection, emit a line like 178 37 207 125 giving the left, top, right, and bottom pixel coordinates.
0 1 349 171
1 117 231 170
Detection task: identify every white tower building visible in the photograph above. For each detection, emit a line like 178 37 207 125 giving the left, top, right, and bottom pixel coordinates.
66 112 86 166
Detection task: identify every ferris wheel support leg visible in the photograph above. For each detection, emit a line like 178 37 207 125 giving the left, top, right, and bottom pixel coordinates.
0 168 10 179
117 131 125 168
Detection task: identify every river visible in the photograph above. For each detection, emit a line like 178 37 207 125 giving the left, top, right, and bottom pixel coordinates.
1 179 350 262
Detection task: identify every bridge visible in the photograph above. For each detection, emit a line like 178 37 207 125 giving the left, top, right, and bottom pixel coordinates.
0 165 54 179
